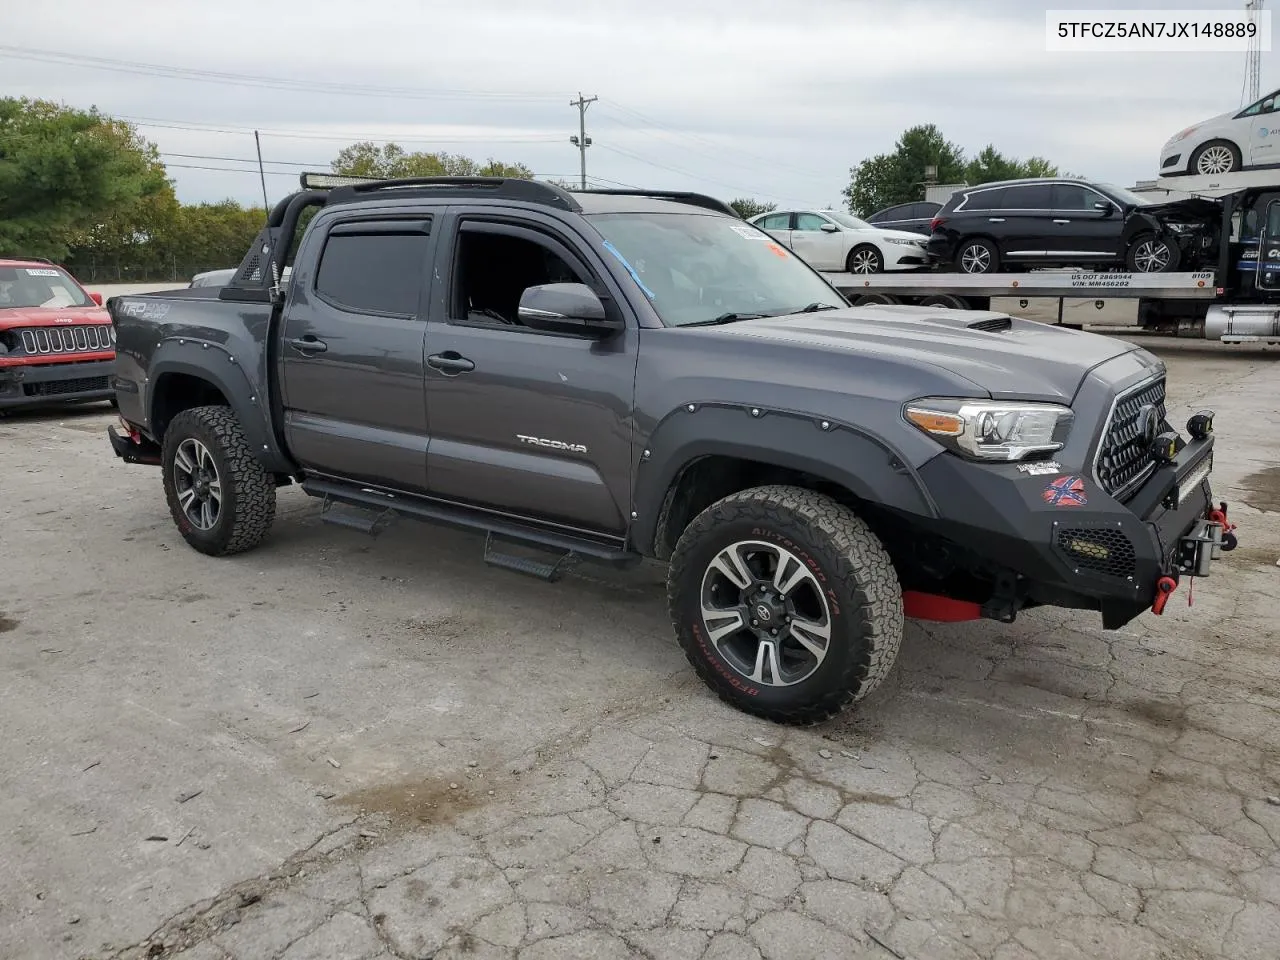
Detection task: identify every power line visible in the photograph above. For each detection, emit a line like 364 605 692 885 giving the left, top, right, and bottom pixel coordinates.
596 143 819 206
0 45 564 103
123 114 562 146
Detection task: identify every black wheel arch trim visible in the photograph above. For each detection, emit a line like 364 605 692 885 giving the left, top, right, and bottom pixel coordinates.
629 401 939 556
146 342 295 474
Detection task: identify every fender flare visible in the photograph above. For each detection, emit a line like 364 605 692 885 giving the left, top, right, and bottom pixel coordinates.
147 341 293 474
629 402 939 556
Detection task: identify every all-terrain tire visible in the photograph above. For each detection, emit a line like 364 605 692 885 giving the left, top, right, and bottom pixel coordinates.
666 484 904 725
161 405 276 557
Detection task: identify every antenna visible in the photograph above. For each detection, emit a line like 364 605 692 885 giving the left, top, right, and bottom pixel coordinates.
1243 0 1265 105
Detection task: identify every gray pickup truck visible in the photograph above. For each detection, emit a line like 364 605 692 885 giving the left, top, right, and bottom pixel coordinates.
105 174 1237 724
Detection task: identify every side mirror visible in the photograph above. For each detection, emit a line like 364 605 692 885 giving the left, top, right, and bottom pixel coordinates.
89 292 104 306
517 283 622 339
1093 201 1114 215
820 222 839 233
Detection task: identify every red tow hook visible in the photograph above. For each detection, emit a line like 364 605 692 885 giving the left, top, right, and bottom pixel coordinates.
1207 501 1238 551
1151 575 1178 616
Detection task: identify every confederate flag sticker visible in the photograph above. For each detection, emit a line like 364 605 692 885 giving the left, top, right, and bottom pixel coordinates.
1042 475 1088 507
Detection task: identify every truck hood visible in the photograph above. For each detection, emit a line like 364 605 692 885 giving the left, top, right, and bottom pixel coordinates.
706 305 1137 404
0 305 109 327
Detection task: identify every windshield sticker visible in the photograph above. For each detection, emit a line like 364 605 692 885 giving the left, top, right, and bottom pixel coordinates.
728 224 763 240
602 240 656 300
765 242 789 259
1042 475 1087 507
24 268 61 276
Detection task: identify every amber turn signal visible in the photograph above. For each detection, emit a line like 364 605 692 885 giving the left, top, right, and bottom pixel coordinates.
905 409 964 436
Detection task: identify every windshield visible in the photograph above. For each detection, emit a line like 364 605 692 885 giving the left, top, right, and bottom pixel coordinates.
0 265 92 309
827 211 872 230
1096 183 1153 207
587 213 844 327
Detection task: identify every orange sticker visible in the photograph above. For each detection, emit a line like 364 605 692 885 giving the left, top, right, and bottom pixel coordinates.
765 242 788 259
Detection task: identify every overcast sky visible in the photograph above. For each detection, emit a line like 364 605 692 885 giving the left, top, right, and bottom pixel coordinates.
0 0 1266 210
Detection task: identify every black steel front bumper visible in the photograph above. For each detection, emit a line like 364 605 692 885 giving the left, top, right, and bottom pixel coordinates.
914 434 1224 628
0 358 115 409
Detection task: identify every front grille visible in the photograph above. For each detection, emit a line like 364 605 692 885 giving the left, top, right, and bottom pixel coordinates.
1094 377 1167 498
22 375 111 397
1054 525 1137 580
16 325 115 355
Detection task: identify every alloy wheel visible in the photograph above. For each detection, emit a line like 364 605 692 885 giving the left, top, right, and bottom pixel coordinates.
173 437 222 531
1196 145 1236 175
849 248 881 274
698 539 833 687
960 244 992 273
1132 239 1172 273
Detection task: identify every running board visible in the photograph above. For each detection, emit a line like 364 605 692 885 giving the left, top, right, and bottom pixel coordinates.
300 478 638 567
483 532 580 582
319 497 396 536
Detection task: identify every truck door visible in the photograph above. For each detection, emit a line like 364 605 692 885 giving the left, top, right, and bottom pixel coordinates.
421 209 638 535
278 215 434 491
1257 198 1280 292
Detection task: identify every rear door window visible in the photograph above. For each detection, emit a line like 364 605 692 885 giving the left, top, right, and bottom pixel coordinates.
315 228 431 316
1004 184 1052 209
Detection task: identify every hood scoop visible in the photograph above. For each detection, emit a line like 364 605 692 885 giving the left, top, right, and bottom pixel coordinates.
966 315 1013 333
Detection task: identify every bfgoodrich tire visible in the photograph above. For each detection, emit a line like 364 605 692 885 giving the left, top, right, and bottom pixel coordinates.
667 485 904 725
161 405 276 557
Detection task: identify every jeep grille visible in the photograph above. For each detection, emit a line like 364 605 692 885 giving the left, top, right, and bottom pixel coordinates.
15 325 116 356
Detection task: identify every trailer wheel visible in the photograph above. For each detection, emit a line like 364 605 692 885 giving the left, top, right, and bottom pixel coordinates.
918 294 969 310
1127 234 1181 273
956 238 999 274
851 293 899 306
1189 140 1241 176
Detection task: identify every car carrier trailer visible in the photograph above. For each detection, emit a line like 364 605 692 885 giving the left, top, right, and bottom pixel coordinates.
821 176 1280 345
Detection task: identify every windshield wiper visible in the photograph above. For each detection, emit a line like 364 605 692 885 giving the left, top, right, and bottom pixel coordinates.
793 302 840 313
680 312 768 327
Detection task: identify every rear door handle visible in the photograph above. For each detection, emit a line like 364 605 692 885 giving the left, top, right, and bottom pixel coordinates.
288 336 327 354
988 218 1005 223
427 351 475 375
1053 219 1071 224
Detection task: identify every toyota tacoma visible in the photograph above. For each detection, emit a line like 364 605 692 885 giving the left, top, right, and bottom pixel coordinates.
104 174 1237 724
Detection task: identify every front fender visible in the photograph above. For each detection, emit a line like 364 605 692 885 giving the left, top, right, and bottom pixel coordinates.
147 340 293 474
629 401 939 556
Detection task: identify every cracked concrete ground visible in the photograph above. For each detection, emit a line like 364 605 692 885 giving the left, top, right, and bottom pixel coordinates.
2 337 1279 960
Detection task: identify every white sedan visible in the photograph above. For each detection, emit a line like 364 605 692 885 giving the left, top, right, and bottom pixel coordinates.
1160 87 1280 176
748 209 929 273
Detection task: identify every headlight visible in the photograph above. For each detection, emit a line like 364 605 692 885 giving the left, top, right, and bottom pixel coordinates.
1166 125 1199 145
905 398 1074 461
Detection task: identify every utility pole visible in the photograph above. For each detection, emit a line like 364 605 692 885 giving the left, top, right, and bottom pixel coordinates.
254 130 270 215
569 93 597 190
1243 0 1266 105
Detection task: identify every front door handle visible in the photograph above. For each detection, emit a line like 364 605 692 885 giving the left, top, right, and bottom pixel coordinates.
288 336 327 354
427 351 475 375
1053 219 1071 224
988 217 1005 223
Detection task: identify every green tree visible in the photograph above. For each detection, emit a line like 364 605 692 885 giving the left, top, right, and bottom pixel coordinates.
0 98 169 260
842 124 966 217
729 197 777 219
962 145 1060 184
331 142 534 180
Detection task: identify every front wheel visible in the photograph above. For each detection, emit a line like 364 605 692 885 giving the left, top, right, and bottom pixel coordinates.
161 405 276 556
1127 234 1181 273
1189 140 1241 176
667 485 904 725
846 244 884 274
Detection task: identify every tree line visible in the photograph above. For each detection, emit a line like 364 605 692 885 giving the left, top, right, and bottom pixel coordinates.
2 99 1071 282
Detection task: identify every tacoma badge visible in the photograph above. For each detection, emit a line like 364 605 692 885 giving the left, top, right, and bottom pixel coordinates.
516 434 588 454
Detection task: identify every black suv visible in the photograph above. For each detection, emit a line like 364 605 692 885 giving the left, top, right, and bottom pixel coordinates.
866 201 941 236
926 178 1220 274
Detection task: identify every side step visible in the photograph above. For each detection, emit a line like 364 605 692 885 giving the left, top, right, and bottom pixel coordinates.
319 497 396 537
483 532 580 582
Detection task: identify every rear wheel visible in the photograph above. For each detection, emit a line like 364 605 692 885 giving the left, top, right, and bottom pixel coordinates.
851 293 900 306
667 485 904 725
1189 140 1241 176
1127 234 1181 273
918 294 970 309
846 244 884 274
161 405 276 556
956 238 999 274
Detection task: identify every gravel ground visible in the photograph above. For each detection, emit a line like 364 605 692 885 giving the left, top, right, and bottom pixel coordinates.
1 338 1278 960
